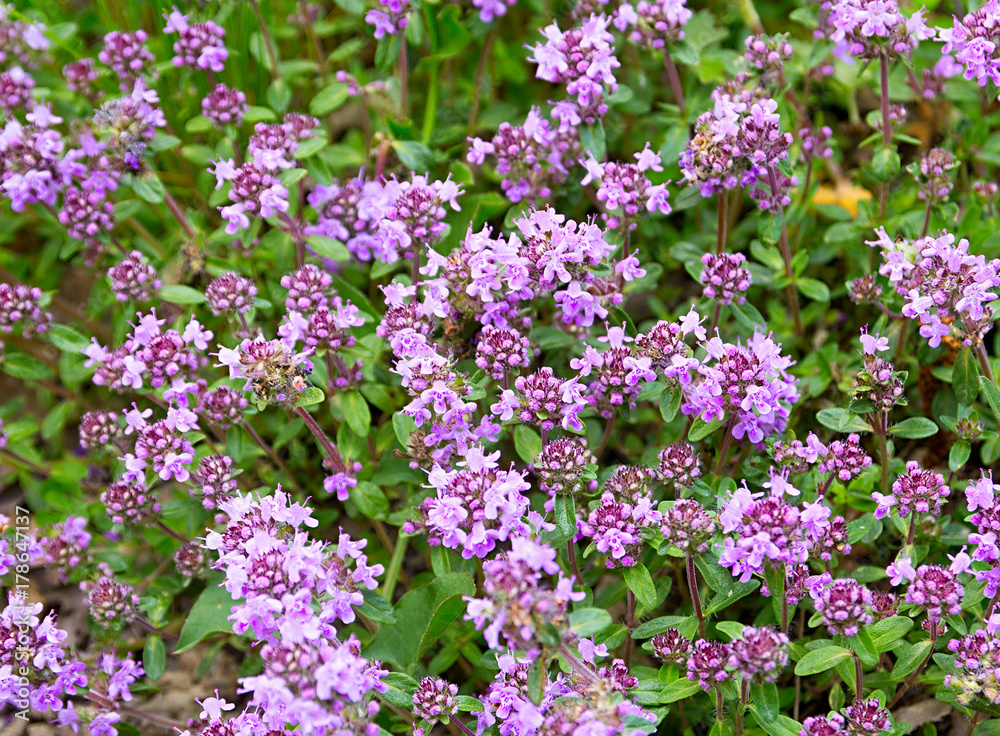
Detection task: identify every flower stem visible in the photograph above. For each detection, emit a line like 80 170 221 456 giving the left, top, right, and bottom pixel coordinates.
399 36 409 117
767 166 803 337
852 651 865 702
595 412 615 459
663 48 685 114
879 52 892 221
162 188 196 240
381 533 409 599
1 448 49 478
713 419 735 475
295 405 347 473
920 198 932 238
686 553 705 636
241 419 302 492
155 519 190 544
468 25 497 132
85 692 187 731
716 190 728 255
624 588 636 668
249 0 281 81
557 643 602 685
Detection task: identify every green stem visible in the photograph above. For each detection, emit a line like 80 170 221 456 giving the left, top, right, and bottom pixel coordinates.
422 62 440 144
381 534 409 599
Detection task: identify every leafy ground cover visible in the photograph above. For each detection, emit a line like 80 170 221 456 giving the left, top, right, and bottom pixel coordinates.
3 0 1000 735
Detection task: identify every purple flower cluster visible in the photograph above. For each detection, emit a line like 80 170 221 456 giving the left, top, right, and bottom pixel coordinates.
306 173 386 259
681 330 799 444
941 1 1000 91
872 460 949 520
580 142 671 231
366 0 410 39
870 228 1000 348
0 280 50 338
406 446 531 558
464 535 584 650
826 0 933 61
467 107 579 203
202 83 247 129
699 252 752 305
529 15 621 124
613 0 692 50
163 7 228 72
681 92 793 197
580 466 661 567
98 30 156 91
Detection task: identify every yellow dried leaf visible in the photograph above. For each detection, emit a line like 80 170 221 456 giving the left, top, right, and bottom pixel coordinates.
811 180 873 218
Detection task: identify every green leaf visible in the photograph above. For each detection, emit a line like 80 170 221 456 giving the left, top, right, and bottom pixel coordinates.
816 407 873 433
569 608 613 637
364 572 476 672
796 278 831 302
392 140 436 171
159 284 206 305
632 615 697 640
143 635 166 681
751 682 780 723
981 378 1000 427
867 615 914 652
294 386 325 408
871 147 901 182
175 579 236 653
689 414 725 441
513 425 543 463
888 417 938 439
131 174 165 203
659 385 682 423
47 324 90 352
352 481 389 520
358 588 398 624
580 122 606 162
310 81 350 115
973 721 1000 736
306 235 350 262
660 678 702 703
554 494 577 540
266 79 292 112
392 412 416 448
849 628 878 669
954 347 980 406
623 563 658 611
890 640 933 680
342 391 371 437
750 712 803 736
380 671 419 708
2 352 52 380
950 440 972 472
185 115 215 133
794 645 852 676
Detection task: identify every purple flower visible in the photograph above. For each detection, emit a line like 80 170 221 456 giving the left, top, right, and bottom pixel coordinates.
529 15 621 123
826 0 932 61
811 579 873 636
98 30 156 91
699 252 752 305
614 0 691 49
681 330 799 444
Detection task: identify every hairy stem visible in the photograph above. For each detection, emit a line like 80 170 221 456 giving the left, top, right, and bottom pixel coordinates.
716 190 728 255
663 48 685 114
468 25 497 132
686 553 705 636
767 166 803 337
624 589 636 668
879 52 892 221
241 420 302 492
